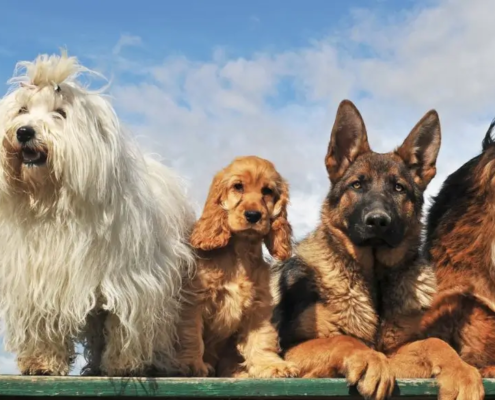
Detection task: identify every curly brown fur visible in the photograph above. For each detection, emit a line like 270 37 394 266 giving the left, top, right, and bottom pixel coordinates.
273 100 483 400
175 156 299 378
422 119 495 378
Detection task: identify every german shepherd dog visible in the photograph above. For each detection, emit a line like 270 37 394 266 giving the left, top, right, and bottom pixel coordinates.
422 119 495 378
272 100 484 400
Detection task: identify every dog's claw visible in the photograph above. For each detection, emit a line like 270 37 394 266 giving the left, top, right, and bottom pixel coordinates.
344 350 395 400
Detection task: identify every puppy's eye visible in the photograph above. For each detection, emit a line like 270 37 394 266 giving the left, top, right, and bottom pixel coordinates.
261 187 273 196
395 183 405 192
351 181 362 190
233 183 244 192
18 107 28 115
55 108 66 119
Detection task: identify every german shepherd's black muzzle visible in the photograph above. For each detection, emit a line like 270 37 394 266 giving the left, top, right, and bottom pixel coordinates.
348 195 405 248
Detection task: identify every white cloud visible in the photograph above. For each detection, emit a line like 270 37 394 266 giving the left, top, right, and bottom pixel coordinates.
349 0 495 118
3 0 495 374
110 0 495 222
112 34 142 56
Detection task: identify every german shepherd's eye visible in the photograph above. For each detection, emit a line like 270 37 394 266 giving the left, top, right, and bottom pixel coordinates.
233 183 244 192
395 183 405 192
18 107 28 115
351 181 362 190
261 187 273 196
55 108 67 119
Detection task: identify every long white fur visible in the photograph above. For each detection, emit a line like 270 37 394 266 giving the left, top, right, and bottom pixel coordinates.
0 52 196 375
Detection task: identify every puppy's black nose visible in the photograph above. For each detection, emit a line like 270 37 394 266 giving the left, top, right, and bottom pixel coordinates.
16 126 36 143
244 210 262 224
364 211 391 229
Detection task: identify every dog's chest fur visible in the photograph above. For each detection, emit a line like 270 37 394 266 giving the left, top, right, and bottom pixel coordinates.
276 227 436 353
298 234 379 345
196 247 269 343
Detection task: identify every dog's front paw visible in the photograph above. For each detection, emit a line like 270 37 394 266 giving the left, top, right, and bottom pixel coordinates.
344 350 395 400
480 365 495 378
436 361 484 400
18 357 70 376
177 360 214 377
249 361 300 378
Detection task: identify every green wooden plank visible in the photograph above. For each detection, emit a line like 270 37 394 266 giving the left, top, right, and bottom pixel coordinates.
0 377 494 398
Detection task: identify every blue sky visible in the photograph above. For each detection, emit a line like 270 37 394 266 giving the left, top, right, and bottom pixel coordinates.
1 1 412 62
0 0 418 94
1 0 495 374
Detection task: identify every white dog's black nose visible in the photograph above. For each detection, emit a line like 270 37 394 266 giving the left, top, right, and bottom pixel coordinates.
17 126 35 143
244 210 262 224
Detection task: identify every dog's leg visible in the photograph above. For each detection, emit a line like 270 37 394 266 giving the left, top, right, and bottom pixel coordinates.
421 292 495 379
236 305 299 378
99 313 148 377
389 338 484 400
149 323 176 377
174 303 213 377
215 337 248 377
17 335 75 376
285 336 394 400
79 309 107 376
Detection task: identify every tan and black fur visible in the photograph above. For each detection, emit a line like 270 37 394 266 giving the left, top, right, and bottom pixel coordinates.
422 119 495 378
272 100 484 400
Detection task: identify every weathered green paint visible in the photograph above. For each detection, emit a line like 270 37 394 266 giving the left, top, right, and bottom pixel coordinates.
0 377 494 399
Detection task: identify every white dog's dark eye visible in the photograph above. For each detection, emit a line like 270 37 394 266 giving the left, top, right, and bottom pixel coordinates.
261 187 273 196
18 107 28 115
55 108 66 119
233 183 244 192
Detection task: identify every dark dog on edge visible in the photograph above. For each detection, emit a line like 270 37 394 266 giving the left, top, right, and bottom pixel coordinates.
422 119 495 379
272 100 484 400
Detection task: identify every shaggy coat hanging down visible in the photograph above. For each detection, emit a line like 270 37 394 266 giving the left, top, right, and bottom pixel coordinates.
272 100 484 400
422 119 495 378
175 156 299 378
0 52 195 377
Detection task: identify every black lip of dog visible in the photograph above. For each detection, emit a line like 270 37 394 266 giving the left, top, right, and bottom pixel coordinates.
347 190 406 248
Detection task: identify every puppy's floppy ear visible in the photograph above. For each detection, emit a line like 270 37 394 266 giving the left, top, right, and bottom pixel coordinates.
190 171 231 251
264 178 292 261
325 100 371 184
396 110 441 191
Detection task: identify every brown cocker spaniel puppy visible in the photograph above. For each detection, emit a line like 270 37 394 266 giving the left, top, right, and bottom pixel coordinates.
175 155 299 378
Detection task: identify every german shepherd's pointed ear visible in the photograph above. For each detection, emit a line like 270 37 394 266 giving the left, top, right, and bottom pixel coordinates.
325 100 371 184
396 110 441 191
482 117 495 151
190 170 231 251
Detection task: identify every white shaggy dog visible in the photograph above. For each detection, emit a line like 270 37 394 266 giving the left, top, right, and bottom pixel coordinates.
0 52 196 376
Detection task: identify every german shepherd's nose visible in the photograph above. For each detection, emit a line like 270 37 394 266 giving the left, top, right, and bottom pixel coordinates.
364 211 391 230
